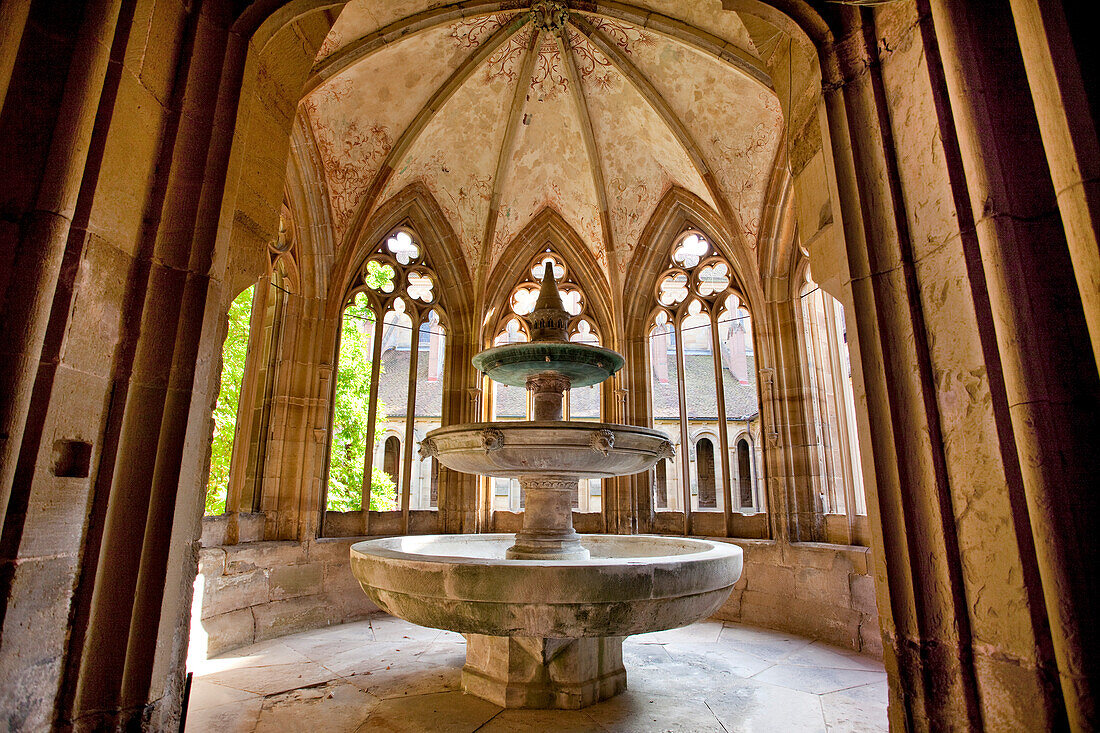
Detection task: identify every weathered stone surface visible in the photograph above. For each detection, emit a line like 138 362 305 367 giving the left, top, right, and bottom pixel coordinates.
252 596 335 643
268 562 323 600
463 634 626 709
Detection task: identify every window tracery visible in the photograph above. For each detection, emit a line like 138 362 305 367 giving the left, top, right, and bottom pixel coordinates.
646 230 764 518
327 227 448 516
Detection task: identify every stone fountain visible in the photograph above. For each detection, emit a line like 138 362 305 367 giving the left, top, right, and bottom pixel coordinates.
350 265 743 709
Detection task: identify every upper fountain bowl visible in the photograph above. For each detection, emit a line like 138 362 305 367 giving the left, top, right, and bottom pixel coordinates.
472 342 625 389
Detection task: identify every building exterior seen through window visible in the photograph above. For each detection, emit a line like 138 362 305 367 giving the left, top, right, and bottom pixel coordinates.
799 276 866 538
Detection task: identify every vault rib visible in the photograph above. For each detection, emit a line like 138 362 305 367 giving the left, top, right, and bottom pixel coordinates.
338 16 529 252
475 25 543 301
570 15 747 250
306 3 518 95
558 26 619 291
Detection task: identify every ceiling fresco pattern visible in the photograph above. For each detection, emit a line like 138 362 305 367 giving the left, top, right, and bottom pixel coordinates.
301 1 784 277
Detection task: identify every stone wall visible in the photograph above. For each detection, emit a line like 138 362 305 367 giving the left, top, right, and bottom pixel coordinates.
193 532 378 659
194 518 878 660
715 540 880 657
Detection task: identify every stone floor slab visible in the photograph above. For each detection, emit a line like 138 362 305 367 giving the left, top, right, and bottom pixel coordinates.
354 691 500 732
821 680 890 732
186 615 887 732
718 622 816 660
255 680 379 733
753 663 887 695
705 676 829 733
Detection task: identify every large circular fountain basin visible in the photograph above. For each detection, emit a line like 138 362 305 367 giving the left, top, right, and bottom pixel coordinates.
350 534 743 639
472 342 625 388
424 422 670 479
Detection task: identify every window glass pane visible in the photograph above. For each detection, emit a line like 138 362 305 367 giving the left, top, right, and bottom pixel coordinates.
718 296 760 512
682 309 722 512
649 315 681 511
328 292 390 511
413 311 445 509
835 304 866 515
375 298 413 509
207 285 255 515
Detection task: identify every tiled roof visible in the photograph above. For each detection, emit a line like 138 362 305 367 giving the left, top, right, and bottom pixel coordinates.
651 353 759 421
376 348 442 418
375 348 758 421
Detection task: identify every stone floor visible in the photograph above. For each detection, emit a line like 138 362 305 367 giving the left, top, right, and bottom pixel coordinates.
185 615 888 732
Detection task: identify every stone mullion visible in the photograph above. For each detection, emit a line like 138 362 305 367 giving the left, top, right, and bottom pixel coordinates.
673 319 692 534
441 324 477 534
927 0 1100 727
624 332 655 532
298 297 333 542
708 308 734 532
269 291 307 541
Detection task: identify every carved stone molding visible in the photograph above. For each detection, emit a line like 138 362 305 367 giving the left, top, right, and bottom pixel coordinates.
418 437 438 460
518 476 578 492
530 0 568 34
481 428 505 452
525 372 572 396
590 429 615 456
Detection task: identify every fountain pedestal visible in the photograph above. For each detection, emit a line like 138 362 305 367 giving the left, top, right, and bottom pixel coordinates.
507 475 588 560
462 634 626 709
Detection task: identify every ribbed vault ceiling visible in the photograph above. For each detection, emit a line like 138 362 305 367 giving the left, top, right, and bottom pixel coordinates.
301 0 784 280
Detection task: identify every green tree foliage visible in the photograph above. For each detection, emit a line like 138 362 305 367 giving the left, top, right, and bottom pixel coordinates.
205 262 398 517
206 286 254 515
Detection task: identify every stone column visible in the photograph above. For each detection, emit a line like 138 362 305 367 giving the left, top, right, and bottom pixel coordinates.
928 0 1100 727
0 0 122 528
463 633 626 709
507 475 588 560
526 371 570 421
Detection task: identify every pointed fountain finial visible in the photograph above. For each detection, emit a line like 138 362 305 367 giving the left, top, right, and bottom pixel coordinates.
527 262 570 342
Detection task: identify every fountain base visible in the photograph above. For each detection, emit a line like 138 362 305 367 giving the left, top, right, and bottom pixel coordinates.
462 633 626 709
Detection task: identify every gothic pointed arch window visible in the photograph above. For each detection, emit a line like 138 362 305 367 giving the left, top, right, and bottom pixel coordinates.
486 248 604 514
326 227 448 524
799 274 867 545
205 229 297 524
646 230 765 531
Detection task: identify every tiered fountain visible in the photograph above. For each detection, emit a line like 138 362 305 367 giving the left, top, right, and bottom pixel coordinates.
350 265 743 709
